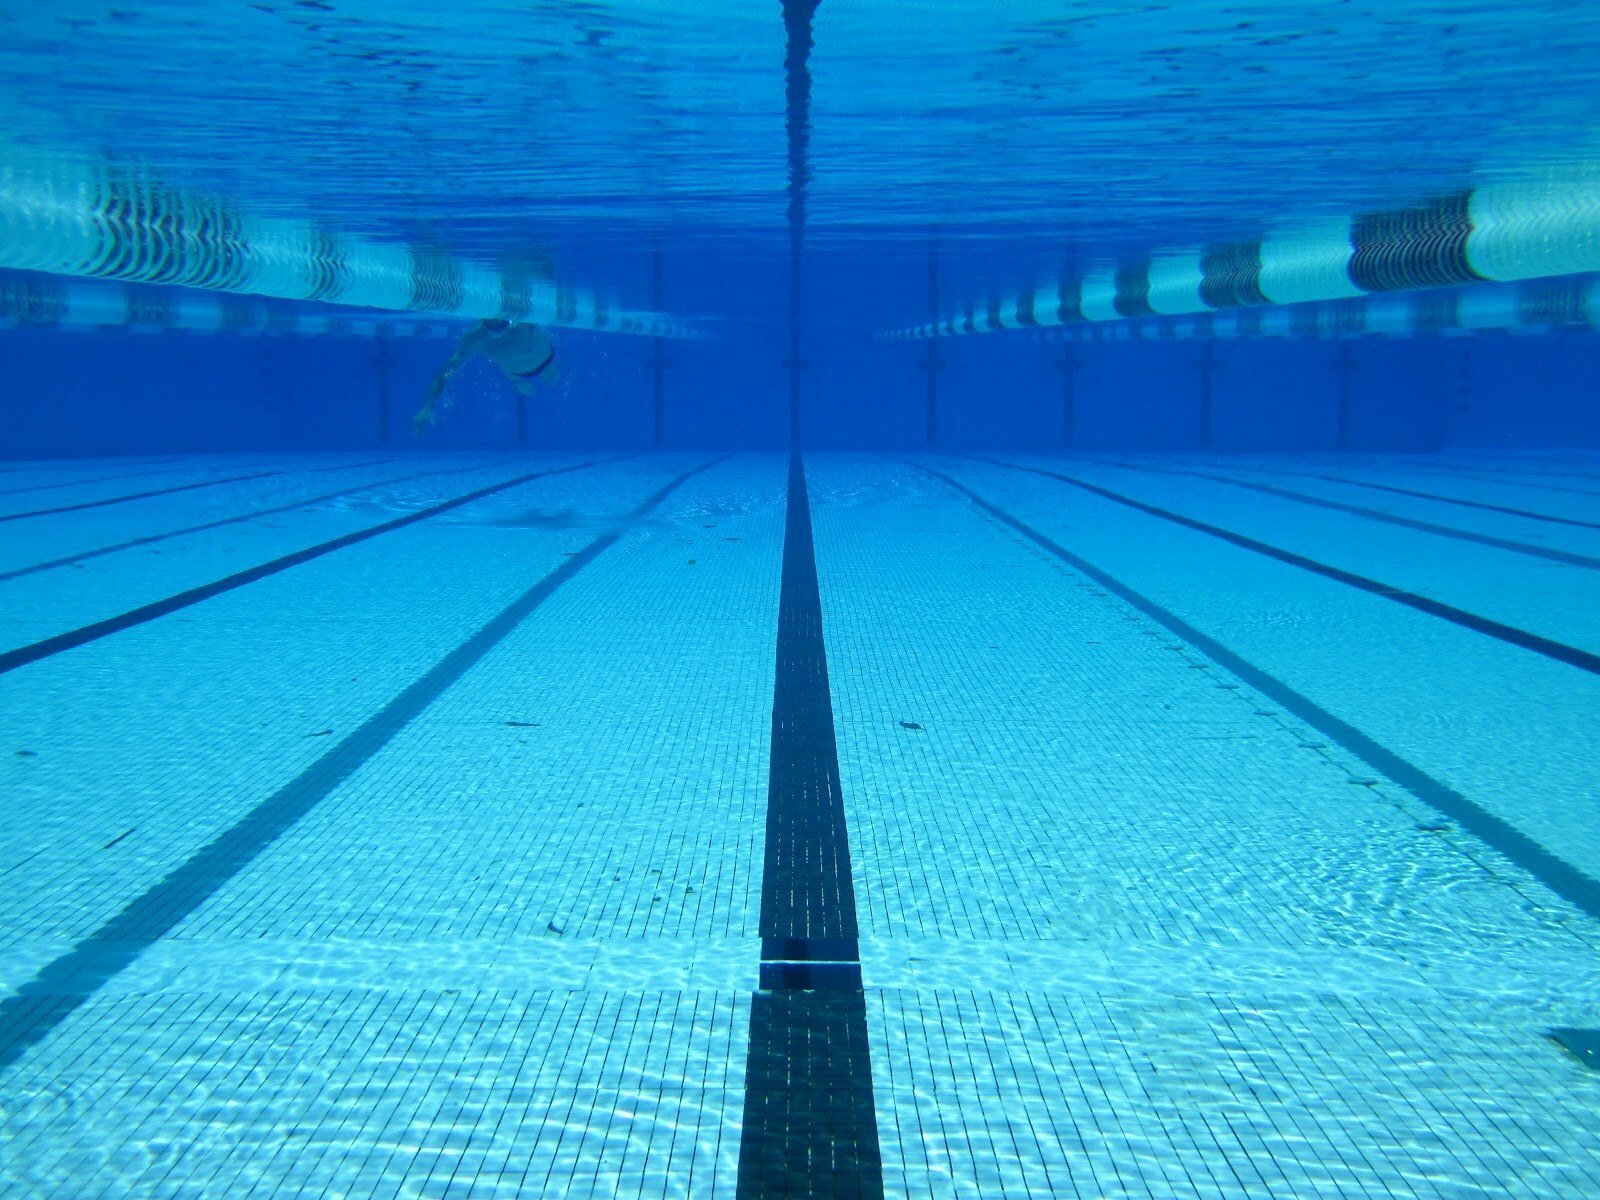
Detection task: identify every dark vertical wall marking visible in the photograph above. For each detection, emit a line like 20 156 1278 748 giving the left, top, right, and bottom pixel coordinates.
1062 242 1079 449
738 452 882 1198
924 235 941 447
1335 341 1353 450
650 243 667 447
1061 346 1078 449
374 338 392 446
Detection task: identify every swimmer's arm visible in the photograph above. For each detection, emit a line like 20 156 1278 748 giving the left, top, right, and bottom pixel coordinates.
412 327 489 432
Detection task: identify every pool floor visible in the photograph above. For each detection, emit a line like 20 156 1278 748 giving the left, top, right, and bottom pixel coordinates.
1 450 1598 1197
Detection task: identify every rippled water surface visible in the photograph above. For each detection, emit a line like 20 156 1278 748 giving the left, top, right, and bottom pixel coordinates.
4 0 1599 264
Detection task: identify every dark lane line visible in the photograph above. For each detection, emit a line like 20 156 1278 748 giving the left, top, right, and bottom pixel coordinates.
0 466 182 499
739 0 883 1186
0 456 183 475
738 452 883 1199
0 457 399 523
905 458 1600 926
1402 459 1600 482
0 455 727 1073
0 455 340 499
1392 463 1600 497
0 456 638 677
1100 460 1600 570
0 459 501 584
1411 461 1600 481
976 457 1600 677
1189 461 1600 531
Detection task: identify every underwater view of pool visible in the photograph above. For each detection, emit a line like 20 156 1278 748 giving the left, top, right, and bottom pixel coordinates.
3 3 1599 1196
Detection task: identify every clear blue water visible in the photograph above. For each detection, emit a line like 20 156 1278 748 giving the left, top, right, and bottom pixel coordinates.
2 3 1600 1197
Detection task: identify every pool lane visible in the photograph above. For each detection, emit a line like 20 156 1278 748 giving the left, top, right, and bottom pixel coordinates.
923 459 1600 922
0 457 632 662
6 451 1600 1199
1386 453 1600 481
978 457 1600 661
1193 457 1600 530
0 456 221 494
1103 459 1600 569
805 455 1600 1197
1141 455 1600 552
1390 461 1600 497
0 455 398 522
0 454 785 1197
939 455 1600 899
0 454 496 576
0 457 507 584
0 455 183 477
0 458 706 948
0 455 300 521
0 464 195 500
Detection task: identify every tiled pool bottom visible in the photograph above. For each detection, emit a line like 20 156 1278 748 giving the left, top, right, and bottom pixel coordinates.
1 450 1598 1197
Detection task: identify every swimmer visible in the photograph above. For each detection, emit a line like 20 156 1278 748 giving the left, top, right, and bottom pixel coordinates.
412 319 557 433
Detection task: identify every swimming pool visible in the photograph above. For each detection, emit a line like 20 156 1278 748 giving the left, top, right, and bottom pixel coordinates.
1 450 1596 1196
4 1 1600 1195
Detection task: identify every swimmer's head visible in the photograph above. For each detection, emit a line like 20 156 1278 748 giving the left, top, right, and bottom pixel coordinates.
483 318 512 332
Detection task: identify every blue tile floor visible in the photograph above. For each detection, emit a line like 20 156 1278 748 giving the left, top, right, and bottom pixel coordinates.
1 450 1598 1198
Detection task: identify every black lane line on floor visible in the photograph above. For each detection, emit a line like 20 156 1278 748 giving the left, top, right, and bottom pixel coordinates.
1401 460 1600 478
0 457 399 523
1550 1028 1600 1071
1396 463 1600 498
0 466 179 499
0 456 637 677
0 459 503 584
906 459 1600 925
0 456 182 475
976 457 1600 677
737 452 884 1199
1104 460 1600 571
0 455 727 1073
1195 461 1600 532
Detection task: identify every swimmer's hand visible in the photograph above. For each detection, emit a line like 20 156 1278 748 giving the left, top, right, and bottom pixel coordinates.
415 359 459 435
